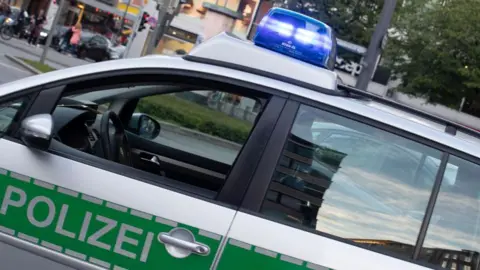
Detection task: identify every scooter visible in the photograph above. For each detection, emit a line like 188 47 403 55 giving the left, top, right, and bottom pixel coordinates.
0 17 16 40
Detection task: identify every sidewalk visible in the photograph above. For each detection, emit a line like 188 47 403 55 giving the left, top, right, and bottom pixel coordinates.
0 38 91 68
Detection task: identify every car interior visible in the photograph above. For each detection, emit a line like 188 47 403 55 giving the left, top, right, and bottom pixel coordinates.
48 81 266 199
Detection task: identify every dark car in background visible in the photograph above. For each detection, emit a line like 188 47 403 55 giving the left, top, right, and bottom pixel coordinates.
76 34 112 62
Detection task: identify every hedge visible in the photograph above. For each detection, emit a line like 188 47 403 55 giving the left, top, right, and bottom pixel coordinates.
137 94 252 144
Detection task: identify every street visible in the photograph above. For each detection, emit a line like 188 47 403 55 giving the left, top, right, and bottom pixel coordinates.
0 37 89 84
0 38 90 68
155 128 238 165
0 53 30 84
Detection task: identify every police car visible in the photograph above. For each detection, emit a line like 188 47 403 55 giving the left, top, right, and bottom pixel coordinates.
0 7 479 270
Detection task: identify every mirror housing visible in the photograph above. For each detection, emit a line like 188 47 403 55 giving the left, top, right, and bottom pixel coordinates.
128 113 161 139
20 114 54 150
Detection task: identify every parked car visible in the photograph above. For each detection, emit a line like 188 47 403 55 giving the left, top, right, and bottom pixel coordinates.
76 34 113 62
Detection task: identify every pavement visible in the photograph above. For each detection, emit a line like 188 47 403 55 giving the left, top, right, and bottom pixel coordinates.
0 37 94 84
0 37 91 69
0 53 31 84
155 127 239 165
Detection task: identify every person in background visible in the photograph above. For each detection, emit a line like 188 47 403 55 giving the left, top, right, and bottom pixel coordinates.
14 9 28 37
0 3 11 25
67 22 82 55
58 25 73 53
28 10 46 46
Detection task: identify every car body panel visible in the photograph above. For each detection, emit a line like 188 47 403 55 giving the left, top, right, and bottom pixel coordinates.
0 139 234 269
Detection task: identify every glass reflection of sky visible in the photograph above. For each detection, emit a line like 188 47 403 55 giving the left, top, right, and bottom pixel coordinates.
316 167 434 245
266 104 480 264
287 105 445 256
422 155 480 254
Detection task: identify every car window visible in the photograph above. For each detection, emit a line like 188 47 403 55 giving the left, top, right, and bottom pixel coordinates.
91 36 104 44
261 104 443 259
133 90 258 164
320 133 380 155
0 98 28 134
56 86 264 195
418 155 480 269
95 36 107 45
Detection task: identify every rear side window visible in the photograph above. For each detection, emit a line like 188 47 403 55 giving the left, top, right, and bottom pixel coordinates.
260 104 443 259
418 155 480 269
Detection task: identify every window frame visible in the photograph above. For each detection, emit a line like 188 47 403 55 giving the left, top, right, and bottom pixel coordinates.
241 94 480 268
1 68 289 209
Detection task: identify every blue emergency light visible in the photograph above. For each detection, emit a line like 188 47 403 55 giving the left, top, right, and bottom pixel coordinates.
253 8 336 70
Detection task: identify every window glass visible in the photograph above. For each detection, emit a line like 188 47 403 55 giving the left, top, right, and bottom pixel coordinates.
0 98 27 134
134 91 259 164
261 104 444 258
418 155 480 269
54 86 263 194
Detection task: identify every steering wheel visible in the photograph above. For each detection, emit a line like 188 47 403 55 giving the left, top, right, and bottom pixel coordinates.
99 111 133 166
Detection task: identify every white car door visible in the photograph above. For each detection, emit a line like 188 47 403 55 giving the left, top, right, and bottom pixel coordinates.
0 69 287 269
215 101 448 270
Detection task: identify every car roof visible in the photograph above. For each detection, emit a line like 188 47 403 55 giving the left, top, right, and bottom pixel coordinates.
187 33 338 92
1 40 479 161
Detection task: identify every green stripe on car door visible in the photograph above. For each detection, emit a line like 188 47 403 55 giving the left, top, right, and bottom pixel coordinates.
217 238 335 270
0 169 221 269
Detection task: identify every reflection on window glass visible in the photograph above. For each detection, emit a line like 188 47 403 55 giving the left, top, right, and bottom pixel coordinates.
261 104 444 258
419 155 480 269
0 99 25 133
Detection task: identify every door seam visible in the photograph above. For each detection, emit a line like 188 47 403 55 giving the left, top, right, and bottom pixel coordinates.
209 211 238 270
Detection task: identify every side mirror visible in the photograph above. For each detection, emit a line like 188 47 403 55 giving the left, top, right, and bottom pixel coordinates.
128 113 161 139
19 114 53 150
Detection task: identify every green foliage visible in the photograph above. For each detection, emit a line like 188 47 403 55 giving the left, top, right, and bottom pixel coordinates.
287 0 384 47
137 94 253 144
385 0 480 108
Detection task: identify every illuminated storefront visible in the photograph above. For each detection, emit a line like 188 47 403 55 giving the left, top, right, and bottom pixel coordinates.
153 0 261 55
154 26 197 55
53 0 142 43
7 0 27 8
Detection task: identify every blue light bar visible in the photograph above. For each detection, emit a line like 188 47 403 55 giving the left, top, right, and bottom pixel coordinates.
253 8 337 70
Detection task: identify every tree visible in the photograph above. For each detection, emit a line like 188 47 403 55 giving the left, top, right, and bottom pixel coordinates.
282 0 384 47
386 0 480 110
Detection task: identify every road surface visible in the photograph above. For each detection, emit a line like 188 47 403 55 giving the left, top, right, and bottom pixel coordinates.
0 38 89 68
0 54 31 84
155 128 238 165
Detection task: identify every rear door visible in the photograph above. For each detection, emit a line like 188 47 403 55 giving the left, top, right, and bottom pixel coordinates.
217 99 446 270
0 70 287 269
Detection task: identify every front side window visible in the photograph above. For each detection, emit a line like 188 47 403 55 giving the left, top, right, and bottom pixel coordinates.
53 85 263 194
418 155 480 269
261 104 443 258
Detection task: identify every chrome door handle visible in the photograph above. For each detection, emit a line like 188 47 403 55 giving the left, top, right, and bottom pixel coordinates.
159 232 210 255
141 155 160 166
